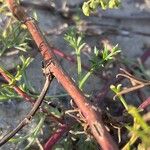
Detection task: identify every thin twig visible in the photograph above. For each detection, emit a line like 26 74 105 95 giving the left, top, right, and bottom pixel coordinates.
115 68 150 96
0 73 52 146
36 138 44 150
0 66 63 124
0 65 67 149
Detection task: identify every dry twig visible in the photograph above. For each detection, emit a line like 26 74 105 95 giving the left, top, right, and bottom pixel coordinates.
0 70 53 146
116 68 150 96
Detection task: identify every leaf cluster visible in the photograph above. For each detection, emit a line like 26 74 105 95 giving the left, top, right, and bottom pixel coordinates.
64 28 121 90
64 28 85 54
0 1 31 56
91 44 121 69
82 0 120 16
0 56 33 101
0 21 30 56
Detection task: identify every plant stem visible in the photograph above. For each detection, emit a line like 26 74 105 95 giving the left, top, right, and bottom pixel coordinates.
0 74 52 146
76 52 82 85
118 95 128 111
44 124 69 150
139 97 150 109
79 68 93 89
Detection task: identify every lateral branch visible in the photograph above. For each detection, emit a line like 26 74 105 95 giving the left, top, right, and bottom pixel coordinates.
0 73 53 146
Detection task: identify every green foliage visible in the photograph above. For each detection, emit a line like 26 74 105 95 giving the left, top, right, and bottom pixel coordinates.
0 56 33 102
1 0 150 149
0 0 10 15
82 0 120 16
123 106 150 150
64 29 85 54
91 44 121 69
111 84 150 149
15 56 33 83
0 21 30 56
64 28 85 85
0 85 20 101
0 1 31 56
102 44 121 61
80 44 120 89
64 28 121 90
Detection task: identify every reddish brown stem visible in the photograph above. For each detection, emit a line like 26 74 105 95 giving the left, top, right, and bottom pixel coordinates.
0 68 33 103
139 97 150 109
6 1 118 149
44 124 69 150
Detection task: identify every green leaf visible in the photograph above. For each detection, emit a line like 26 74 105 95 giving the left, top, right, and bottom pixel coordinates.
82 0 121 16
128 106 150 131
78 43 86 53
82 2 90 16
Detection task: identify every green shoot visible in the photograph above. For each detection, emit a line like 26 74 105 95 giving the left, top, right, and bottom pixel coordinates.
79 45 121 89
64 28 85 86
111 83 150 149
102 44 121 61
0 86 21 101
0 1 31 56
128 106 149 131
15 56 33 83
123 106 150 149
0 0 10 15
110 84 128 110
